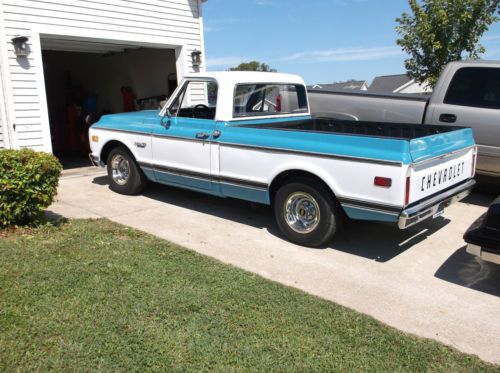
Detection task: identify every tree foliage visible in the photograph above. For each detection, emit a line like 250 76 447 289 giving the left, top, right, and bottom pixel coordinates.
396 0 499 86
229 61 277 72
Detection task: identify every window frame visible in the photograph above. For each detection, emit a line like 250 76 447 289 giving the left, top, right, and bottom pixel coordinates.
232 82 309 118
167 78 219 120
443 66 500 110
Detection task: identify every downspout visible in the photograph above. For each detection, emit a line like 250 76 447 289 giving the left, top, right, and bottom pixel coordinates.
198 0 207 73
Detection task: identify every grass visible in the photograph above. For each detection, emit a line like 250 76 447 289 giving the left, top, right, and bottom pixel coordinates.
0 219 498 372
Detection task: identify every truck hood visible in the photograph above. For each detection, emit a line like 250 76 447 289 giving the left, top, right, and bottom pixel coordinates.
92 110 160 131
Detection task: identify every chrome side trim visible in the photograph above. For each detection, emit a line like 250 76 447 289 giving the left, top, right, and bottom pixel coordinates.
338 197 401 215
138 162 269 190
412 145 475 166
398 179 476 229
92 126 148 136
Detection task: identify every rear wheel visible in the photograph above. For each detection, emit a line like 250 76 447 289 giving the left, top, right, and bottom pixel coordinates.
274 179 342 247
106 147 146 195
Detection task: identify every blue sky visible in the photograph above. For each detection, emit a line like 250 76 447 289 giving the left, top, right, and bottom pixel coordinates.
202 0 500 85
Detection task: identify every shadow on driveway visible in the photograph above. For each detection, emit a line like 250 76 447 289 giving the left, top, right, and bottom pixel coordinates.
330 217 450 262
435 246 500 297
93 175 452 263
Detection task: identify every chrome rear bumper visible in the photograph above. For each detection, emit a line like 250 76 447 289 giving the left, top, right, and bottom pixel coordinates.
398 179 476 229
89 153 105 168
466 244 500 265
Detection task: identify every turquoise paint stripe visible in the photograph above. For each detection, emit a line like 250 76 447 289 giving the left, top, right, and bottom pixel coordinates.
219 122 411 165
409 128 475 163
141 167 270 204
92 110 160 134
220 183 270 204
342 205 399 222
230 115 312 126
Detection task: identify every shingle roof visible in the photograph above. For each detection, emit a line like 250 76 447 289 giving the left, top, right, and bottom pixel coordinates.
309 80 368 90
368 74 412 93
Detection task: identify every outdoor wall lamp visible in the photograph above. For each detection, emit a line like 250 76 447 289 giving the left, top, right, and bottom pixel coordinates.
11 36 29 57
191 50 202 68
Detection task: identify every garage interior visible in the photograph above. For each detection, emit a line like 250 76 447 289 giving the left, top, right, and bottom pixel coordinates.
40 37 178 167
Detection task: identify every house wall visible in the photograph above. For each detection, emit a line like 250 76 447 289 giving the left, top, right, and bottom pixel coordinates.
396 81 432 95
0 0 206 152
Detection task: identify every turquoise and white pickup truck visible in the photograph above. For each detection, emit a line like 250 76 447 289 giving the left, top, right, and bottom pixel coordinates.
89 71 476 247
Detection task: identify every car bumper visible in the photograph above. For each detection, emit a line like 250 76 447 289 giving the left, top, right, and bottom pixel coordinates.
89 153 105 168
466 244 500 265
398 179 476 229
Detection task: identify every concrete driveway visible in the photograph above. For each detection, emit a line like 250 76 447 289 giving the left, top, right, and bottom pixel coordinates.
48 166 500 364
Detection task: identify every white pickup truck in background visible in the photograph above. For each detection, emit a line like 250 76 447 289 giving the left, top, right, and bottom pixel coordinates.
309 60 500 177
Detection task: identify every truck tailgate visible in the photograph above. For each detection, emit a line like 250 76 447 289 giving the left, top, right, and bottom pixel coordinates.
408 146 475 205
406 127 475 205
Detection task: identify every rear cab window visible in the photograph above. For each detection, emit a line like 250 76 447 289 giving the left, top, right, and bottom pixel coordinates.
233 83 308 117
444 67 500 110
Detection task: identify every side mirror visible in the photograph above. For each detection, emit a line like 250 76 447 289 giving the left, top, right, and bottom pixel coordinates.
161 108 172 128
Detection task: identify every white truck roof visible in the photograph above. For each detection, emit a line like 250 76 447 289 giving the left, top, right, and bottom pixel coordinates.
184 71 306 86
164 71 310 122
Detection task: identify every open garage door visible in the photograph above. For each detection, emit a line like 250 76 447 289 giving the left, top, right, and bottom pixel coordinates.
40 36 178 167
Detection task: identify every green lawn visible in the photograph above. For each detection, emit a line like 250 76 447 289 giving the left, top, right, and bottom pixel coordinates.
0 219 497 372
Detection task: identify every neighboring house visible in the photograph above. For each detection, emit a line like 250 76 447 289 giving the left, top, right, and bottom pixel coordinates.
309 80 369 91
368 74 431 94
0 0 208 156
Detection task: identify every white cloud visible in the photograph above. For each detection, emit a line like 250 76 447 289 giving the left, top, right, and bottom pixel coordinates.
282 46 403 63
205 56 246 68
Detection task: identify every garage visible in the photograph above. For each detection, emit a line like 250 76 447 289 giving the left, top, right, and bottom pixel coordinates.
0 0 208 166
41 38 178 164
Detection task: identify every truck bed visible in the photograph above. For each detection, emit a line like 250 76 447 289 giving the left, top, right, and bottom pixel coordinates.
239 116 464 141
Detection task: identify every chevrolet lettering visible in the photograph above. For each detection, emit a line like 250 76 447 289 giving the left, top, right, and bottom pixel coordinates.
89 72 477 247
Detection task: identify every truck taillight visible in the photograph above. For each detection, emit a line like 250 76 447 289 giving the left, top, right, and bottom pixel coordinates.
374 177 392 188
405 176 410 206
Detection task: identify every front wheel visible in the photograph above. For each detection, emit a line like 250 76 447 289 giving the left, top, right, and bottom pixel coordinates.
106 147 146 195
274 179 342 247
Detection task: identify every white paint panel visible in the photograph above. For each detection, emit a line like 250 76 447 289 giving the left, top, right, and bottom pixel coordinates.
219 145 409 208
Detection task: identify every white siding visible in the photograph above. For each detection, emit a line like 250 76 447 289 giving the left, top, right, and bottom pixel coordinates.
0 0 205 151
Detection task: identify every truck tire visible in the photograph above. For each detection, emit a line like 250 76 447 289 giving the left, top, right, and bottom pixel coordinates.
106 146 146 195
274 179 342 247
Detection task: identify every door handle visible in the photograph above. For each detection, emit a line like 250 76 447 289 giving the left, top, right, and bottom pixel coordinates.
195 132 210 140
439 113 457 123
212 130 221 139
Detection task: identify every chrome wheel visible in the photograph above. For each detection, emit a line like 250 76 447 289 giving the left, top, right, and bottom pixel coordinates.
110 154 130 185
283 192 321 234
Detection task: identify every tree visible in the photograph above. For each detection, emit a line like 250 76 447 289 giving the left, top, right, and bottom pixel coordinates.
229 61 277 72
396 0 499 86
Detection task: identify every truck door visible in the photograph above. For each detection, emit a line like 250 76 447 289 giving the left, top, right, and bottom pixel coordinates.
429 66 500 175
152 79 218 190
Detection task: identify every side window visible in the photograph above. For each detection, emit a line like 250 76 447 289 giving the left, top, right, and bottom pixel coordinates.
444 67 500 110
233 84 308 117
171 80 218 120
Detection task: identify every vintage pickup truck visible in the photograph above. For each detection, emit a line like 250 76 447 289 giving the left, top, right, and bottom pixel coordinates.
309 60 500 177
89 71 476 247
